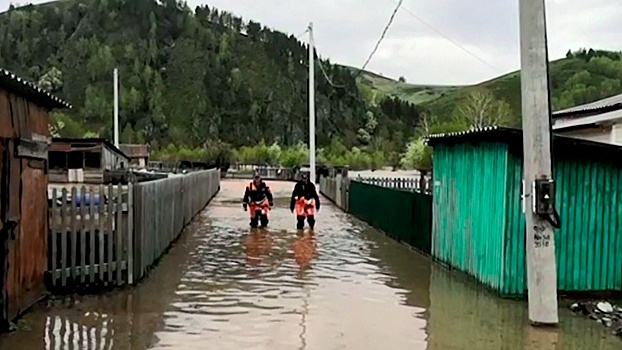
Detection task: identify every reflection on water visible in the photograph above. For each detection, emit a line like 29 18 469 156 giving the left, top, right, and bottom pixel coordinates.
243 228 273 266
426 264 620 350
1 180 621 349
292 230 317 271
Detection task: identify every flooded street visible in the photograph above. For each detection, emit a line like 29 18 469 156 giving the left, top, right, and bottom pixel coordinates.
1 180 620 349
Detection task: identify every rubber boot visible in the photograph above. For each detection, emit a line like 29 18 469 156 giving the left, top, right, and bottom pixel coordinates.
307 215 315 229
250 215 259 228
296 216 305 230
260 214 269 228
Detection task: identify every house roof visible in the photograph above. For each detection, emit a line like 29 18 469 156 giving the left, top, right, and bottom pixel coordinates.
51 138 130 160
426 126 622 160
553 93 622 118
0 68 71 110
553 108 622 130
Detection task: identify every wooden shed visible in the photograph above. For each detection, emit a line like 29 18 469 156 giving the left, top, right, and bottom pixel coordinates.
119 144 149 168
0 68 71 330
428 126 622 297
48 138 130 184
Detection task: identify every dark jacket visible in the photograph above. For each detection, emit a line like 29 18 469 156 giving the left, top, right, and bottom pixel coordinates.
243 180 273 204
290 180 320 210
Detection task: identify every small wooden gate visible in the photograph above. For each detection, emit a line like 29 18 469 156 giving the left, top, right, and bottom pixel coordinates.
48 184 133 290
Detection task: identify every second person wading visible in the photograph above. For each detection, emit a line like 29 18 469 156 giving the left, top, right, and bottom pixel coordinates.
290 173 320 230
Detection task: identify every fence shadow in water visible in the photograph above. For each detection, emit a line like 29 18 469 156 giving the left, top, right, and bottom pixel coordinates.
0 213 212 349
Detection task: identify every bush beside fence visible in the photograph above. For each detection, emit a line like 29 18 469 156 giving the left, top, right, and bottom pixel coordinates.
348 180 432 254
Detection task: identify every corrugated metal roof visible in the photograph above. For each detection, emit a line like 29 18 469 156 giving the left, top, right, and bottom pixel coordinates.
426 126 622 159
51 138 129 160
553 93 622 116
0 68 71 110
553 108 622 130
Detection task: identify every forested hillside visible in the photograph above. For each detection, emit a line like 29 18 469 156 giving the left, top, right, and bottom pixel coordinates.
0 0 422 167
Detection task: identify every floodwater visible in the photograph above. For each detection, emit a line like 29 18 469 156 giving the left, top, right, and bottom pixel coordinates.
1 180 620 349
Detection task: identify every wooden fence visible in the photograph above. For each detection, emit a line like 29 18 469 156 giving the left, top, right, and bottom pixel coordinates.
47 169 220 291
133 169 220 281
48 184 133 290
356 176 432 194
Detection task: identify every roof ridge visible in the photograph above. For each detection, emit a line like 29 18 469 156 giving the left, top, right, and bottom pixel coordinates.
0 68 71 109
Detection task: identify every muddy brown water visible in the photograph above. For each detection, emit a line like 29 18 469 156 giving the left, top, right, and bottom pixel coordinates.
0 180 620 349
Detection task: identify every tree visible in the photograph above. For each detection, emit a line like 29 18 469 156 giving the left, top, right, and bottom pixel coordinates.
455 90 512 128
400 138 432 171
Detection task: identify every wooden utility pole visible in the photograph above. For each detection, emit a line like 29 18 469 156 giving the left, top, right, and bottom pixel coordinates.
519 0 559 325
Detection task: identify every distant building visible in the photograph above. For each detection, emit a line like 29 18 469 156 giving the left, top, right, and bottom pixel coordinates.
119 144 149 168
0 68 71 331
552 93 622 144
48 138 130 184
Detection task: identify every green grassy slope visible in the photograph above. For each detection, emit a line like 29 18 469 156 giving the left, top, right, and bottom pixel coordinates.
349 49 622 122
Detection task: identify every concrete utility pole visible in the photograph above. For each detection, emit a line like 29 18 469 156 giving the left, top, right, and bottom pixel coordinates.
308 22 316 184
113 68 120 148
519 0 559 325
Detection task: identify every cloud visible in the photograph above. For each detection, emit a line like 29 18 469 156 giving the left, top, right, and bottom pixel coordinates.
1 0 620 85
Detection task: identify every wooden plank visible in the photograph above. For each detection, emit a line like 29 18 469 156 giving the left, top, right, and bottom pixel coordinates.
51 261 128 280
89 187 96 283
70 187 77 280
60 188 68 287
127 183 133 285
50 188 58 287
115 185 123 285
79 186 86 284
98 185 105 282
106 184 113 284
15 138 48 160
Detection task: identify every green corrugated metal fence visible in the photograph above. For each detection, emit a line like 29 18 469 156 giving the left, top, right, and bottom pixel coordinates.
503 152 622 295
349 180 432 254
433 137 622 297
432 142 510 292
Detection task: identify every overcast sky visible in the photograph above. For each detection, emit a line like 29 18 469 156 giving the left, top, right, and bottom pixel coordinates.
2 0 620 85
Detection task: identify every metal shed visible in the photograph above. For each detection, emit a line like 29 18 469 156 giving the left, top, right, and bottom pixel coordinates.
0 68 71 330
427 126 622 297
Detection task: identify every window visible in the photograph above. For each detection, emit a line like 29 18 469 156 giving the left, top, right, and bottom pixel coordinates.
48 151 66 169
84 152 101 169
67 152 84 169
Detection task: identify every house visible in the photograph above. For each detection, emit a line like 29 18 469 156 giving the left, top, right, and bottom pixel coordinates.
427 126 622 297
48 138 130 184
119 144 149 168
552 93 622 144
0 68 71 330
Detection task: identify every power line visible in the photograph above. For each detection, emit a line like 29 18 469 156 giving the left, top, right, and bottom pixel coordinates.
295 29 309 39
313 0 404 88
390 0 502 73
351 0 404 78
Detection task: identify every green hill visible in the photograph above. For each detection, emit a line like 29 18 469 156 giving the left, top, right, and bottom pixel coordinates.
353 49 622 126
341 65 461 105
0 0 422 157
